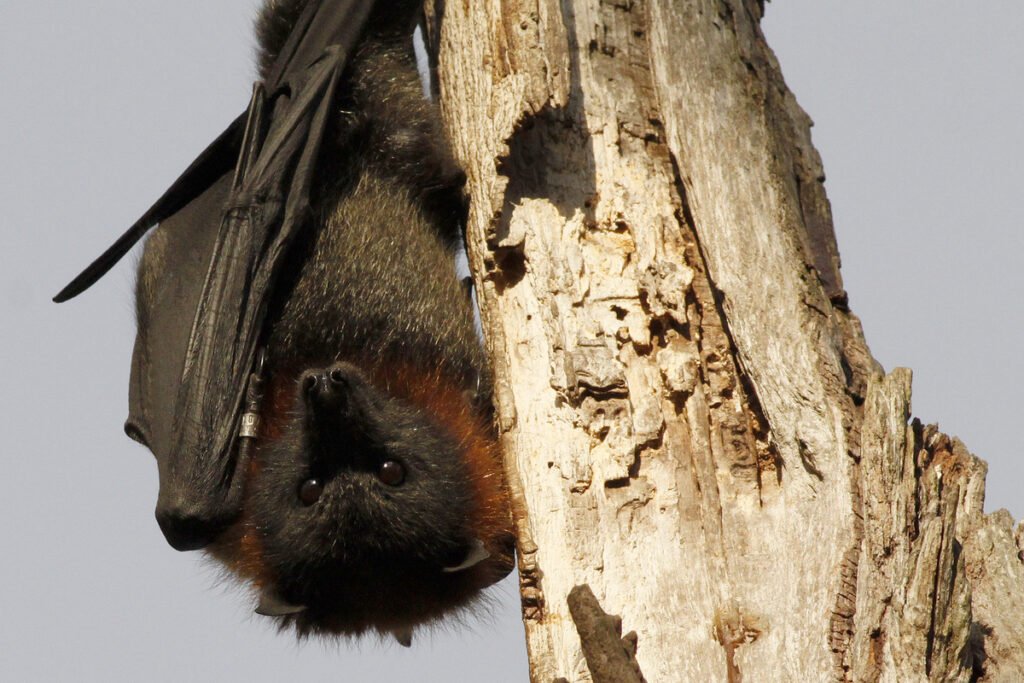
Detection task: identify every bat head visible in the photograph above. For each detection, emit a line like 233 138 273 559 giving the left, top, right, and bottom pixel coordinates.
211 359 514 639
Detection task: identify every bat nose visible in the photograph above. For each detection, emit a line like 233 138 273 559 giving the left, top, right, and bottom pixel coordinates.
155 506 230 551
302 367 351 409
303 367 348 390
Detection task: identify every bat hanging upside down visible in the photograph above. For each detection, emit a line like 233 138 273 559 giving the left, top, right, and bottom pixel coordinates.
54 0 513 645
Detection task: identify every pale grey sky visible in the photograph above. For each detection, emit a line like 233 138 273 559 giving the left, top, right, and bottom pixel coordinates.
2 2 1020 681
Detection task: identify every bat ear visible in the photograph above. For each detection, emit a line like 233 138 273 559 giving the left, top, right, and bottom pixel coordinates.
391 627 413 648
441 538 491 573
255 588 307 617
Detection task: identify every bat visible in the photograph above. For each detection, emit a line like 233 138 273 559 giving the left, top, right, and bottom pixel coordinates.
54 0 514 644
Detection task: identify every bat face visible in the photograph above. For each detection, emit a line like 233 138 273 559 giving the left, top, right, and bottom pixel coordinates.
212 360 513 637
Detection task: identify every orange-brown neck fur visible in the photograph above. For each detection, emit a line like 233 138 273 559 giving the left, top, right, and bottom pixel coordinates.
209 356 512 631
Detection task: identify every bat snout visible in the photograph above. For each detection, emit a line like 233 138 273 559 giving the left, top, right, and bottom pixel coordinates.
301 364 364 417
302 369 348 397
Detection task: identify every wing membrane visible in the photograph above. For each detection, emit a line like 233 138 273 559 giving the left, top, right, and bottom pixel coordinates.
58 0 376 533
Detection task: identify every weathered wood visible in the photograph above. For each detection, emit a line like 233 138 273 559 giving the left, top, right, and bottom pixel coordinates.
567 584 646 683
426 1 1024 680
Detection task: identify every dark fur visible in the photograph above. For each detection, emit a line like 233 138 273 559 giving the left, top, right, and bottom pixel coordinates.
248 363 497 635
254 0 309 79
192 0 512 639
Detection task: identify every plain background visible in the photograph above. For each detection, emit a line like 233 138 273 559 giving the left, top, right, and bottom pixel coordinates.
2 2 1019 681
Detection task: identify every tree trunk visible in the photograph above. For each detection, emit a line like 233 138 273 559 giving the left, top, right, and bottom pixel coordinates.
425 1 1024 680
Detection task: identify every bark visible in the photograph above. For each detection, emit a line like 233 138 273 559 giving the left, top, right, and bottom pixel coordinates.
424 1 1024 680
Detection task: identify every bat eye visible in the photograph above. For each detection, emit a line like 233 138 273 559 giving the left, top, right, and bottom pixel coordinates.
298 479 324 506
378 460 406 486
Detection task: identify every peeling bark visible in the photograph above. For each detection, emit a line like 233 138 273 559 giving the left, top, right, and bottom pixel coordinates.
425 1 1024 680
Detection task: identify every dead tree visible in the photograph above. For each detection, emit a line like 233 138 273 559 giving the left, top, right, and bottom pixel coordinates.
425 1 1024 680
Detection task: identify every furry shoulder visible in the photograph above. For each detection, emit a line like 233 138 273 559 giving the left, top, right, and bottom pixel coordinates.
254 0 310 79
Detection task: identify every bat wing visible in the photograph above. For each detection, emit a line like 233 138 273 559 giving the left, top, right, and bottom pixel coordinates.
57 0 376 550
51 115 246 304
